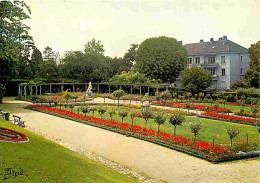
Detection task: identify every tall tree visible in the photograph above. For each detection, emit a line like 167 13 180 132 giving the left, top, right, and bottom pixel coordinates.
30 47 43 75
182 66 212 94
43 46 56 62
0 0 34 82
245 42 260 88
84 38 105 55
123 44 138 69
135 36 188 83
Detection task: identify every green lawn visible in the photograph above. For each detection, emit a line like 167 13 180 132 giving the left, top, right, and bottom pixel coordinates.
66 105 259 145
0 119 138 183
193 102 257 113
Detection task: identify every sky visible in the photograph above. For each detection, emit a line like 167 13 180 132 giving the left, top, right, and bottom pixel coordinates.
25 0 260 58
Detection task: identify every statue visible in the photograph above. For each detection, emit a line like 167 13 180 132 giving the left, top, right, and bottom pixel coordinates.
86 82 92 97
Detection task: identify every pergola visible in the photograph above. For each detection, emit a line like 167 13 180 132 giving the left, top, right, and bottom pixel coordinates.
18 83 170 97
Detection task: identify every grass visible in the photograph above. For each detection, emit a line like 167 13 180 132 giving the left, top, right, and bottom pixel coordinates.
0 119 138 183
64 105 259 145
193 102 257 113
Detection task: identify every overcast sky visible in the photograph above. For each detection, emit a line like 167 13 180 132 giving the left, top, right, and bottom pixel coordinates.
25 0 260 58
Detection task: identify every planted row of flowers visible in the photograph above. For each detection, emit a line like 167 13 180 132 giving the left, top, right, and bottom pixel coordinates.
226 102 257 107
25 104 259 162
0 127 28 142
152 101 231 113
200 112 259 126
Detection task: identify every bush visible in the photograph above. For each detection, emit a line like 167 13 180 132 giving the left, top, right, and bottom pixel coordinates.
237 88 260 99
231 80 248 89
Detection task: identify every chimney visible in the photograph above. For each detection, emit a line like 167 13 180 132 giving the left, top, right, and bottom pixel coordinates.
210 38 214 42
179 41 183 45
223 36 227 41
200 39 204 43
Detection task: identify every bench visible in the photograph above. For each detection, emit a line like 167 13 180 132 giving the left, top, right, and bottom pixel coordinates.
12 115 26 127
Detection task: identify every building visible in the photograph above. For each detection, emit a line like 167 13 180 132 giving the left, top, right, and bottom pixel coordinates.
175 36 250 90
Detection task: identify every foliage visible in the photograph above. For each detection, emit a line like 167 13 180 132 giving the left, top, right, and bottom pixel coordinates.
109 71 160 86
159 90 171 101
0 0 34 82
81 106 90 116
189 121 203 139
108 108 116 121
256 122 260 133
245 41 260 88
182 66 212 94
90 106 97 116
84 38 105 55
118 110 128 122
154 113 166 133
169 112 186 135
230 80 248 89
30 47 43 76
236 88 260 99
226 126 240 147
141 108 153 129
113 90 126 107
123 44 138 66
129 110 137 125
98 108 106 119
62 90 74 102
135 36 188 82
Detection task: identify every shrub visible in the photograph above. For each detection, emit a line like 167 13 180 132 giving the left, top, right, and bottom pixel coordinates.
160 90 172 101
141 108 153 129
189 121 203 148
98 108 106 119
81 106 90 116
129 110 137 125
118 110 128 123
113 90 126 107
226 126 240 147
169 112 185 136
231 80 247 89
154 113 166 133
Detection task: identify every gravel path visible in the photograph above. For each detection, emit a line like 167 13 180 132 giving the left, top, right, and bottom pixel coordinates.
1 98 259 183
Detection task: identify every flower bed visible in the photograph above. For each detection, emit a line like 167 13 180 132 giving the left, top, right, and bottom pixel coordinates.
226 102 257 107
0 127 28 142
26 104 259 162
152 101 231 113
200 112 259 126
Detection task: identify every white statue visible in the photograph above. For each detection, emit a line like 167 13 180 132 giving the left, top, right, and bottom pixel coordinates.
86 82 92 97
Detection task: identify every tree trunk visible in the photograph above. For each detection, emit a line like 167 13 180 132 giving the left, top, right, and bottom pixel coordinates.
131 118 134 125
121 117 124 123
230 138 233 147
174 126 177 136
145 119 148 129
158 124 160 133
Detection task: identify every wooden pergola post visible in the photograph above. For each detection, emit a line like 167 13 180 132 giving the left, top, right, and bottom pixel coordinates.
36 86 38 96
130 85 133 94
61 84 64 92
18 85 21 96
85 84 87 91
108 85 111 93
120 85 122 90
50 84 52 93
148 86 150 95
24 86 27 98
97 83 100 93
139 86 142 95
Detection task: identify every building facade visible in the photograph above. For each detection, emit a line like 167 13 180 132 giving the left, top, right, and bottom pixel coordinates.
174 36 250 90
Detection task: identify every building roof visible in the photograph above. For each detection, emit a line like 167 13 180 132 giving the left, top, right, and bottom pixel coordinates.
184 37 248 55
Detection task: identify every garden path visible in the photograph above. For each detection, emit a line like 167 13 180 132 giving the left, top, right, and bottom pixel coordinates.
0 98 259 183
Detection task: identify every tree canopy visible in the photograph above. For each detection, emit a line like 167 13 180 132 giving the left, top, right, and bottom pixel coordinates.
84 38 105 55
245 41 260 88
182 66 212 94
135 36 188 83
0 0 34 82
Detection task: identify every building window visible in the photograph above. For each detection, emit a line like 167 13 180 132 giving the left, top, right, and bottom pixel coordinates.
222 69 225 76
221 56 225 64
188 58 192 65
241 68 244 75
195 57 200 64
240 55 243 62
209 68 216 76
208 56 215 64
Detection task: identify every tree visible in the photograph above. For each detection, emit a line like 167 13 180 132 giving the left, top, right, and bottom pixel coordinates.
141 108 153 129
230 80 247 90
108 108 116 121
182 66 212 94
154 113 166 133
113 90 126 107
123 44 138 68
0 1 34 82
98 108 106 120
245 42 260 88
135 36 188 82
169 112 185 136
90 107 97 117
189 121 203 148
0 85 6 104
118 110 128 123
30 47 43 76
43 46 56 62
84 38 105 55
81 106 90 116
129 110 137 125
226 126 240 147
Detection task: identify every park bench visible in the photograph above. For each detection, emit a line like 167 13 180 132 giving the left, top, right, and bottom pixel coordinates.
12 115 26 127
